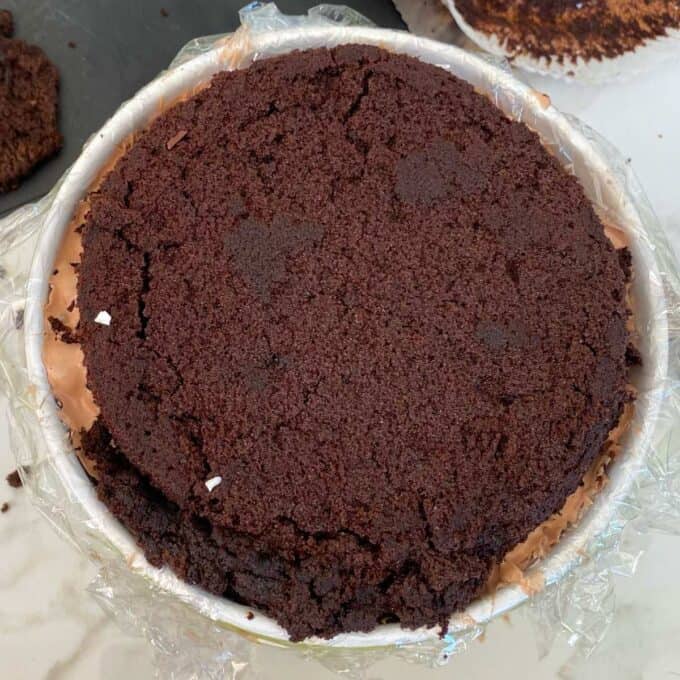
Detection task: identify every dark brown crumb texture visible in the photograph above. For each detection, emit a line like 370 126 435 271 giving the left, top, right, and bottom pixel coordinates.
74 46 632 640
6 469 23 488
453 0 680 62
0 10 62 193
0 9 13 38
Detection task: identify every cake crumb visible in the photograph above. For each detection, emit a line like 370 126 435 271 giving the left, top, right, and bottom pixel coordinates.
68 41 77 49
1 502 9 513
205 476 222 492
95 310 112 326
246 611 254 620
6 468 27 488
160 8 169 18
0 9 13 38
534 91 551 109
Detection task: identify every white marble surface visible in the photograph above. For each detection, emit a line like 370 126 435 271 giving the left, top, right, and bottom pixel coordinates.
1 41 680 680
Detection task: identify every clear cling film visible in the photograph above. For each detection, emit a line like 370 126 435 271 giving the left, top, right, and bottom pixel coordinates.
0 3 679 677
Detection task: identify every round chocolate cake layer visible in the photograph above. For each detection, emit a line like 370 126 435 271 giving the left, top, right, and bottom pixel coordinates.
453 0 680 62
0 11 62 194
73 46 632 640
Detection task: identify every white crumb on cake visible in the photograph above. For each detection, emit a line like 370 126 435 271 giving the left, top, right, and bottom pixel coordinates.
94 310 112 326
205 476 222 492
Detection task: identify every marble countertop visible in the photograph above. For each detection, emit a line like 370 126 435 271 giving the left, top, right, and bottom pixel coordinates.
2 33 680 680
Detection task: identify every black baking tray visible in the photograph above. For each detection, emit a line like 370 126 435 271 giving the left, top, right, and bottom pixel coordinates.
0 0 404 216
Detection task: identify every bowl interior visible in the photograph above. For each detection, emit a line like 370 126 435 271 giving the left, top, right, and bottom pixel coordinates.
23 25 668 649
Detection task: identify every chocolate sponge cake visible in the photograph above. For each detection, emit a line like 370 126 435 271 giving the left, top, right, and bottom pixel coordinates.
0 9 62 193
47 46 634 641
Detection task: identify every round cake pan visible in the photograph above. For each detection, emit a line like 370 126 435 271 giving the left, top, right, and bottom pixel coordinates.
23 24 669 648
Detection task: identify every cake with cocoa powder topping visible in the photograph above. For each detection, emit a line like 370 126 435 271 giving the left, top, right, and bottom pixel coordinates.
45 45 636 641
451 0 680 63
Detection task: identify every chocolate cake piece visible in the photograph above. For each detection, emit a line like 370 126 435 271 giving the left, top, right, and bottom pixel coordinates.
0 14 62 193
453 0 680 62
0 9 13 38
6 469 23 488
67 46 631 641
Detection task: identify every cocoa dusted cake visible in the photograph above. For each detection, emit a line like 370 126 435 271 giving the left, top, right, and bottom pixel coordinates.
45 46 635 641
452 0 680 63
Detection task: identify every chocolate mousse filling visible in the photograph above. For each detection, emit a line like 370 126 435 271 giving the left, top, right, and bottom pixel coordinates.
45 46 637 641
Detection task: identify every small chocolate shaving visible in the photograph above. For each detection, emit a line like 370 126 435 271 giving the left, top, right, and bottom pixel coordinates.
166 130 188 150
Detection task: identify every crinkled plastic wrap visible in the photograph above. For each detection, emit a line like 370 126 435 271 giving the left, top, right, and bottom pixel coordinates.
1 3 680 677
441 0 680 83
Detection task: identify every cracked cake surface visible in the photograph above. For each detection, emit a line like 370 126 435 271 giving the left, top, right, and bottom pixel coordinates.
51 45 632 640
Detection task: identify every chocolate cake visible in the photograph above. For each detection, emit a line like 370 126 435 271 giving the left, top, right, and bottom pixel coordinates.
0 9 62 193
452 0 680 62
0 9 13 38
47 46 634 641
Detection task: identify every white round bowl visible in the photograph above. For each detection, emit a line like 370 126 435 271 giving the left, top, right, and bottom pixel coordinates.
23 25 668 648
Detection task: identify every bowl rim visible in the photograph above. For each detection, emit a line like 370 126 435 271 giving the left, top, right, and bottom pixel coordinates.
23 23 669 649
